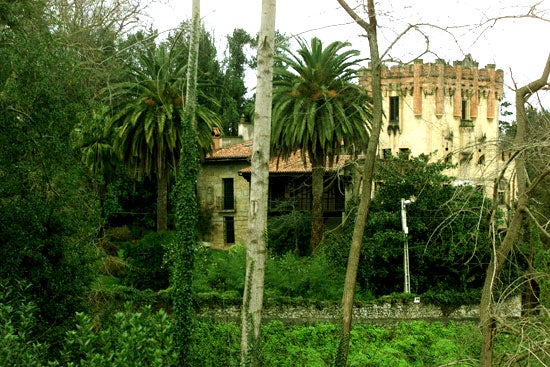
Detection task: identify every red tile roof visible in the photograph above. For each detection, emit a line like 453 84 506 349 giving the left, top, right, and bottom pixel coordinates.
206 140 358 174
207 140 253 159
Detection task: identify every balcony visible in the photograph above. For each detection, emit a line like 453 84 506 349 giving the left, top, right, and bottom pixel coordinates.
216 196 235 212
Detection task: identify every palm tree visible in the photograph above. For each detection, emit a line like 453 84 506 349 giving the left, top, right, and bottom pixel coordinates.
107 42 219 231
271 37 371 251
75 107 118 238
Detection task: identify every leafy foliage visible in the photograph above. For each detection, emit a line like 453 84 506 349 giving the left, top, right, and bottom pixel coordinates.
271 37 371 165
119 231 174 291
49 309 483 367
0 0 98 346
325 155 492 305
58 305 175 367
267 211 312 256
0 281 47 367
193 245 344 303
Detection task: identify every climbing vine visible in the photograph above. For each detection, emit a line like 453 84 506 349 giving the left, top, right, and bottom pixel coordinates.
171 113 199 365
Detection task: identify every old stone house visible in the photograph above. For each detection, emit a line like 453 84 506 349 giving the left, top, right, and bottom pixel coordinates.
197 123 354 247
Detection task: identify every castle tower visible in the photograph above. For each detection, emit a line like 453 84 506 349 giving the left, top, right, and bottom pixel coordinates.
359 55 506 195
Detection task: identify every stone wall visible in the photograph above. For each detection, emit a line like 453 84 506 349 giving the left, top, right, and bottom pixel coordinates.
199 296 521 323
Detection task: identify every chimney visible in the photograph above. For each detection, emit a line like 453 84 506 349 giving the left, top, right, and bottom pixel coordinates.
212 126 221 151
237 115 254 141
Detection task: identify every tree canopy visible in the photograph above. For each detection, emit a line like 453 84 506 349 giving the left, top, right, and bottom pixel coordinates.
271 37 372 251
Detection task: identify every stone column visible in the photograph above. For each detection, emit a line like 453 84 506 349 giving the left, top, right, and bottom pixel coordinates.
413 59 422 116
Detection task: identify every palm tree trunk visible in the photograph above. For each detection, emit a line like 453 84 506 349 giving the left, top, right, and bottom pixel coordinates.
157 172 168 231
310 161 325 252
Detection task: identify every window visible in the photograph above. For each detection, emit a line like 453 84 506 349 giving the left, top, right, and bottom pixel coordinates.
222 178 234 210
389 96 399 122
224 216 235 244
382 148 392 159
497 191 506 205
461 99 471 122
293 183 312 211
399 148 411 159
268 180 288 211
323 185 345 212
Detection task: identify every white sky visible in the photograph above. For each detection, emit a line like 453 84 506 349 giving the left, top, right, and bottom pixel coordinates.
146 0 550 107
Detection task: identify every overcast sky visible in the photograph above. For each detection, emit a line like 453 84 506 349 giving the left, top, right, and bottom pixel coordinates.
147 0 549 106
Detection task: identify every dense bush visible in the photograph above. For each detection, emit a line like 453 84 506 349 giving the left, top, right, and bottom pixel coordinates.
57 305 175 367
163 318 483 366
264 250 344 301
119 231 174 291
193 245 247 296
267 211 312 256
0 194 97 345
53 312 481 367
325 155 492 305
0 281 47 367
193 245 345 304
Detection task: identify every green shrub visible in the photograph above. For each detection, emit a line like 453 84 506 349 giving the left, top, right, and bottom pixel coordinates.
120 231 175 291
0 194 97 348
193 245 246 295
59 304 175 367
267 211 312 256
190 319 240 366
193 246 344 304
0 281 47 367
260 321 338 366
52 314 485 366
265 251 344 301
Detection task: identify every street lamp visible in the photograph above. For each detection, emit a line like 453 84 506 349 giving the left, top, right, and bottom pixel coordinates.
401 197 415 293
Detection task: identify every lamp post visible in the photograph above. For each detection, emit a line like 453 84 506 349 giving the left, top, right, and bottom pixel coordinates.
401 198 413 294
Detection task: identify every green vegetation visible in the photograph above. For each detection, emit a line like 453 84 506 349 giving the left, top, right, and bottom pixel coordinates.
271 37 372 251
325 155 493 306
0 281 485 367
1 1 547 365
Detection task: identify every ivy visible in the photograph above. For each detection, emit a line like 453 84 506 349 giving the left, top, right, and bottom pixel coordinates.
171 114 200 365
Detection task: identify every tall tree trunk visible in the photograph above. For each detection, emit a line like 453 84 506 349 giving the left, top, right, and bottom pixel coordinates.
479 54 550 367
240 1 276 365
172 0 201 365
310 157 325 251
156 172 168 231
334 1 382 365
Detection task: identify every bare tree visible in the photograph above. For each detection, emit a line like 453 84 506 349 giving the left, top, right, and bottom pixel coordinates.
333 1 549 366
479 54 550 367
334 1 383 365
240 0 276 365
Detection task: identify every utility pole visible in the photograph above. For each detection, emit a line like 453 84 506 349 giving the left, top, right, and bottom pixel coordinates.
401 198 413 294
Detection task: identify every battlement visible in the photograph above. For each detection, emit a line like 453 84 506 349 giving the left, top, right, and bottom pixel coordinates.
373 57 502 82
359 55 504 119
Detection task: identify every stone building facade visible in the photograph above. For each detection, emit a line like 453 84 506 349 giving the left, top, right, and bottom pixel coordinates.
360 55 507 197
198 140 252 247
199 123 352 248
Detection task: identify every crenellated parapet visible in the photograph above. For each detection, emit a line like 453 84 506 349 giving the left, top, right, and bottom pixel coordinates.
359 55 504 119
